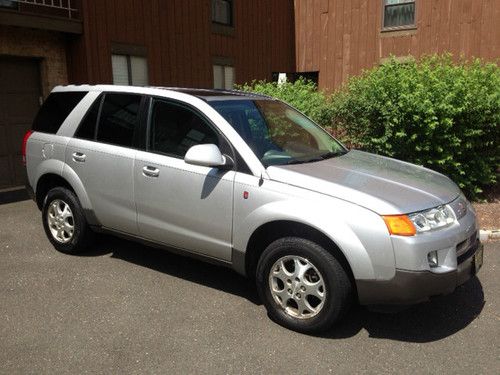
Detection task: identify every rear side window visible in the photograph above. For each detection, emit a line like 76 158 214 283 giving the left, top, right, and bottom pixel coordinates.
96 93 142 147
75 95 102 140
32 92 87 134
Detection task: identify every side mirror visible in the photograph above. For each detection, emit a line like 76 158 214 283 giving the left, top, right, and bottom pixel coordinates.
184 144 233 169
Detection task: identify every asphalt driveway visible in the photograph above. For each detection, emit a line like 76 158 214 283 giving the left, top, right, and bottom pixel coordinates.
1 200 499 374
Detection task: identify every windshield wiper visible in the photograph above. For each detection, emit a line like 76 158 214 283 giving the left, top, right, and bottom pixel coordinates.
319 150 347 160
286 150 347 165
287 156 323 165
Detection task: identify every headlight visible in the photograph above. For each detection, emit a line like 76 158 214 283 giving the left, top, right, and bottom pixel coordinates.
408 205 456 233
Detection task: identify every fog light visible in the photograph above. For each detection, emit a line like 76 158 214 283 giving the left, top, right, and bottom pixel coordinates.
428 251 439 268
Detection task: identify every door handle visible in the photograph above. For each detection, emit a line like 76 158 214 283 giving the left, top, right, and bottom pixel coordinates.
142 166 160 178
72 152 86 162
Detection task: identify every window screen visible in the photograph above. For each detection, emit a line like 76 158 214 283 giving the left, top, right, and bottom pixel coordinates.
32 92 87 134
150 100 219 158
96 94 142 148
75 95 102 140
212 0 232 25
383 0 415 29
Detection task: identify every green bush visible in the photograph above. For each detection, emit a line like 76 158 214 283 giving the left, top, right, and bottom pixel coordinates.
330 54 500 200
237 78 332 128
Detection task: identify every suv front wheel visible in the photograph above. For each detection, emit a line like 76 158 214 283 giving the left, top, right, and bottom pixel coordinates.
256 237 352 333
42 187 95 254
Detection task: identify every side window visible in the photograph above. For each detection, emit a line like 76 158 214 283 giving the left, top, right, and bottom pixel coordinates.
150 100 219 158
96 93 142 148
32 92 87 134
75 95 102 140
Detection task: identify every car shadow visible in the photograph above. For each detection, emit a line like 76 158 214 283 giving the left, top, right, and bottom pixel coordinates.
319 276 485 342
83 234 261 305
83 235 485 343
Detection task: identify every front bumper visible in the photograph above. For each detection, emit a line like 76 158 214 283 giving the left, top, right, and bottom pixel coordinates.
357 240 483 305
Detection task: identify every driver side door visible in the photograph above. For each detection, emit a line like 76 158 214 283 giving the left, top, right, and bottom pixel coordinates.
134 97 235 261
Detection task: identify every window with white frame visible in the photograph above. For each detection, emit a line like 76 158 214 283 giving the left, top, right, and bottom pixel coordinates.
383 0 416 30
213 64 234 90
111 54 149 86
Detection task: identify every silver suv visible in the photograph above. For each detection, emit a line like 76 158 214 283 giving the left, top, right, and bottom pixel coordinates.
24 85 483 333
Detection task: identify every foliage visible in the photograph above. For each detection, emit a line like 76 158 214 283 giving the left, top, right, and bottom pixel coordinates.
240 56 500 199
330 54 500 200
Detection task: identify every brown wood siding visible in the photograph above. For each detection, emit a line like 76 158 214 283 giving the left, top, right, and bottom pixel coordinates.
295 0 500 92
68 0 295 87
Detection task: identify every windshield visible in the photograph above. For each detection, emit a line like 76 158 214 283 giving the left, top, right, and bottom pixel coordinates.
210 99 347 167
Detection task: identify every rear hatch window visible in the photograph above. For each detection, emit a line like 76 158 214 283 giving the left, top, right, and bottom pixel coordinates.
32 92 87 134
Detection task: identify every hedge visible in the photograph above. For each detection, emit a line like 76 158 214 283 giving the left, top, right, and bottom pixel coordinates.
330 55 499 200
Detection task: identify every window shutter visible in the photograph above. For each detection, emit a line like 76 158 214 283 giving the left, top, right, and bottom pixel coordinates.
130 56 149 86
224 66 234 89
213 65 224 89
112 55 129 85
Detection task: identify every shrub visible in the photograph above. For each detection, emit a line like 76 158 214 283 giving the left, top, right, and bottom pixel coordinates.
330 54 500 200
237 78 332 128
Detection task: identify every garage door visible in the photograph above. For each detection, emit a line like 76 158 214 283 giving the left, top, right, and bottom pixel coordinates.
0 56 42 190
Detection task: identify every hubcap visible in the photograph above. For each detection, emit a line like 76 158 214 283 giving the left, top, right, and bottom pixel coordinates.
47 199 74 244
268 255 326 319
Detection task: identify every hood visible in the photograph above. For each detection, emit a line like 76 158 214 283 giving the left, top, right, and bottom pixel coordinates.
266 150 461 215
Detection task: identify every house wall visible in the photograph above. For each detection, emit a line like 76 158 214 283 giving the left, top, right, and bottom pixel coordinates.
68 0 296 87
0 25 68 97
295 0 500 92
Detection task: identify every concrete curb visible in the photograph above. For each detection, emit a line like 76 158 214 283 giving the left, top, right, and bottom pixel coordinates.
480 229 500 242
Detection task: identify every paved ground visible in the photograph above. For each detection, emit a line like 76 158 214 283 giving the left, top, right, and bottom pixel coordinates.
0 200 499 374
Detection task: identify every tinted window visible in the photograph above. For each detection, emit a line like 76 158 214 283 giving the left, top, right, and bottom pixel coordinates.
75 95 102 140
150 100 219 158
32 92 87 134
96 93 142 147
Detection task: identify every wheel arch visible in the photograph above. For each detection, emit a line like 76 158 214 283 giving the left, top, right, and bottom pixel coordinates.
243 220 356 294
34 167 99 226
35 173 74 209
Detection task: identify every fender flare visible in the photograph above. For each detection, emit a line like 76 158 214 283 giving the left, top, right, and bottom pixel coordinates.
34 160 97 225
233 199 395 281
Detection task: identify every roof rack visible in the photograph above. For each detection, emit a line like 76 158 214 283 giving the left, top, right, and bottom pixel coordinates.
156 87 274 99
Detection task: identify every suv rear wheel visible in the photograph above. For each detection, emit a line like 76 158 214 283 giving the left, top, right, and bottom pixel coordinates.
256 237 352 333
42 187 94 254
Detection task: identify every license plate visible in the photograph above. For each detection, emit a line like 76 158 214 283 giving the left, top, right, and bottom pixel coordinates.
474 244 484 274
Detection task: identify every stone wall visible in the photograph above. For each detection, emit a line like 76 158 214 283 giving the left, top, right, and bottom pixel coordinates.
0 25 68 97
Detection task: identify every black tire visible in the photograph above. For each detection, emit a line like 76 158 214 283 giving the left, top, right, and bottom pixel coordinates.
256 237 352 333
42 187 95 254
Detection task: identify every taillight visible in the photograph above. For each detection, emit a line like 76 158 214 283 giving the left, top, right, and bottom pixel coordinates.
22 130 33 166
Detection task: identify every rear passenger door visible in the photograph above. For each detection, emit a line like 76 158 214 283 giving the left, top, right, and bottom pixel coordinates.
65 93 145 235
134 97 235 261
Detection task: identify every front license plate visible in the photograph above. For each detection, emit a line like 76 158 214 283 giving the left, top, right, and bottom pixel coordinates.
474 244 484 274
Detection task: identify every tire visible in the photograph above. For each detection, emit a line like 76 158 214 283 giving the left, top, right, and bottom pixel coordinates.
256 237 352 333
42 187 95 254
